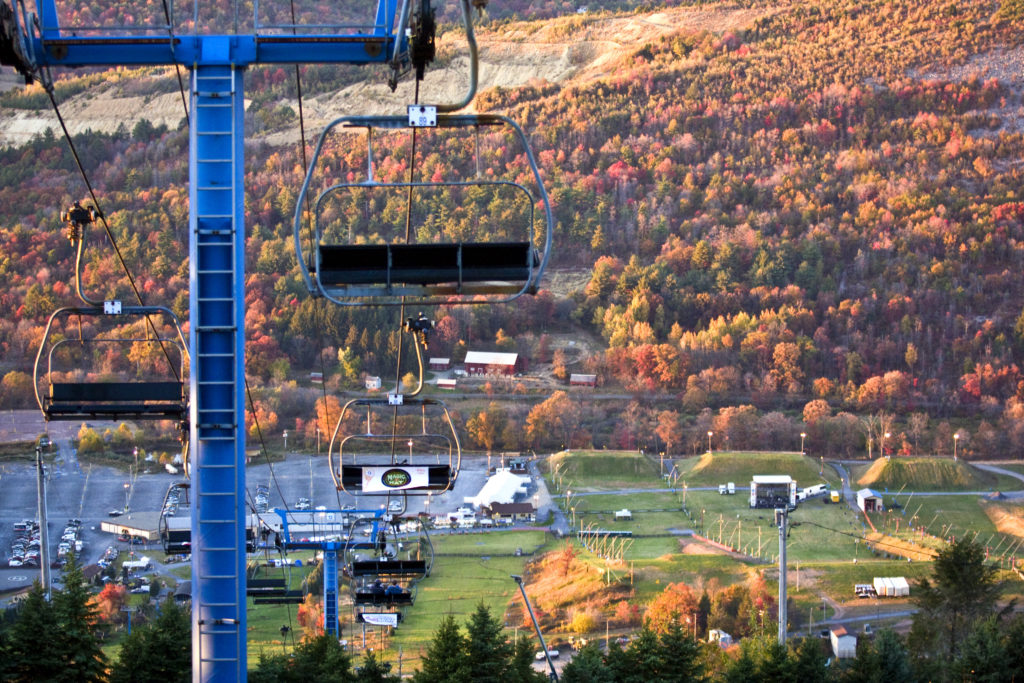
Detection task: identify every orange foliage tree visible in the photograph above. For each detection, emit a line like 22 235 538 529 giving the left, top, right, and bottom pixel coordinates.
645 582 698 634
296 594 324 639
90 583 127 624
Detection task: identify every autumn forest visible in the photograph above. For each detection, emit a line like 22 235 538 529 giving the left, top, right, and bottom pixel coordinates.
2 0 1024 459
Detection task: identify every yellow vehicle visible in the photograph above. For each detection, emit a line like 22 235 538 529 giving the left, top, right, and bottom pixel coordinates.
830 490 841 503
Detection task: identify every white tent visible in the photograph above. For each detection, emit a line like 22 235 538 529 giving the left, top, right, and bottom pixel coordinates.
465 468 529 508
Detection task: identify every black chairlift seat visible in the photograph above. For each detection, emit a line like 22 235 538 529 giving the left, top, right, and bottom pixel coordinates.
295 114 553 307
350 560 427 577
340 465 452 493
45 381 186 421
353 592 414 606
316 242 539 296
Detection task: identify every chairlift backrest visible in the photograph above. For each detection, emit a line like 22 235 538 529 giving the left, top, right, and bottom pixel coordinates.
294 114 552 306
33 304 188 423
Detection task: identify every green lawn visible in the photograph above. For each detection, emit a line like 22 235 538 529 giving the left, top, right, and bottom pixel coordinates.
675 451 838 489
850 457 1019 492
544 449 663 491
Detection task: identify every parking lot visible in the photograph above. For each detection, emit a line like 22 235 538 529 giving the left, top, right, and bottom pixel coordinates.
0 443 498 590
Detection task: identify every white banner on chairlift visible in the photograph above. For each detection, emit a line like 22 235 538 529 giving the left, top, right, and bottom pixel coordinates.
361 612 399 627
362 466 429 492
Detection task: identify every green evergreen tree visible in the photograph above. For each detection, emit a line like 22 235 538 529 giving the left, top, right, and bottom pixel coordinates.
1003 615 1024 682
250 633 355 683
5 582 63 682
603 640 633 682
756 640 795 681
110 598 191 683
657 618 703 682
790 637 830 683
51 554 107 682
623 627 662 683
911 538 1003 661
561 642 613 683
464 601 512 682
355 651 399 683
872 629 912 682
413 614 469 683
724 646 758 683
507 635 548 683
951 618 1010 683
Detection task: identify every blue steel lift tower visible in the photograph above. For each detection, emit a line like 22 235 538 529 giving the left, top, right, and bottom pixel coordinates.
0 2 414 679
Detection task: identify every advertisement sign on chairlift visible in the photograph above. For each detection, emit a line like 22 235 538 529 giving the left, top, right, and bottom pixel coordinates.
360 612 399 627
362 466 429 492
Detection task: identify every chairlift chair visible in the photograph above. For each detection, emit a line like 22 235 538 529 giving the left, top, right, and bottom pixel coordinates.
294 113 553 307
328 396 461 496
33 303 189 424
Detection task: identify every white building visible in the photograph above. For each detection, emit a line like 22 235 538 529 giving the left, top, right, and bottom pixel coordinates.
856 488 884 513
465 468 529 508
830 626 857 659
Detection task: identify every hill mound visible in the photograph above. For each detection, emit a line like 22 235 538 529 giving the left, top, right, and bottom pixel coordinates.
545 449 660 491
856 457 992 492
680 451 829 487
979 501 1024 538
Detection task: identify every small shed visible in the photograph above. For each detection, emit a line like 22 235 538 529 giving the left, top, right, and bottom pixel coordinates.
429 357 451 371
437 378 457 390
569 373 597 387
708 629 733 648
856 488 884 513
614 509 632 520
365 376 382 390
830 626 857 659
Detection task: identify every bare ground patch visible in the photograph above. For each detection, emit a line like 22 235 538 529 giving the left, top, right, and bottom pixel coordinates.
980 500 1024 539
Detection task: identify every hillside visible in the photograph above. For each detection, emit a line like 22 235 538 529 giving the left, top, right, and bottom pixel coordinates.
0 5 775 147
680 451 831 487
856 456 996 492
3 1 1024 458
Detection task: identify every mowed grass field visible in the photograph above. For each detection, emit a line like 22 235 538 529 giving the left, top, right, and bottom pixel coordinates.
544 449 663 491
136 451 1024 672
852 457 1018 492
676 451 839 489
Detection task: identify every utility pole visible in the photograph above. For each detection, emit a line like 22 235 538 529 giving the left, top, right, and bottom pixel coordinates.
36 437 51 599
776 507 788 646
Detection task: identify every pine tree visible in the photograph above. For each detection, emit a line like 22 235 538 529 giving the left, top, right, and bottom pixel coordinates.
355 651 399 683
791 636 830 683
250 633 355 683
656 619 703 682
51 554 107 682
414 614 469 683
952 618 1009 683
464 601 513 682
507 635 548 683
5 582 63 682
623 627 662 683
109 598 191 683
561 642 613 683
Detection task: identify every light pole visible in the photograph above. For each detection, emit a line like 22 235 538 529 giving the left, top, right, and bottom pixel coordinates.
123 482 131 512
407 440 413 464
683 482 688 507
953 433 959 461
133 446 139 470
883 432 890 460
820 455 824 476
36 436 51 599
800 432 806 454
316 427 321 455
707 431 713 454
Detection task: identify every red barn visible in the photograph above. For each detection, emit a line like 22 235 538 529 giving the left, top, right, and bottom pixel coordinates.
464 351 522 376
